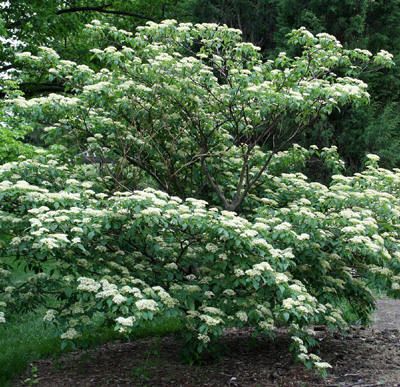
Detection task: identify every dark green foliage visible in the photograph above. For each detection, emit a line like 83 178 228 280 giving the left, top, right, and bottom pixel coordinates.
1 0 400 171
190 0 400 172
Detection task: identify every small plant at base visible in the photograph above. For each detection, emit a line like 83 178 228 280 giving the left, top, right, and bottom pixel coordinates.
23 364 39 386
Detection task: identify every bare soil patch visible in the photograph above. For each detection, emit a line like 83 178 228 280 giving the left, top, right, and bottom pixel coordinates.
15 300 400 387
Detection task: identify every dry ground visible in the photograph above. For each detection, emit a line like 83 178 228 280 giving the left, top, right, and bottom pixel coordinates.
15 300 400 387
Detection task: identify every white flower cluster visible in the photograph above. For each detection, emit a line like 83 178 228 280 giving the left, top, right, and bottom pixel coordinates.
116 316 135 327
135 299 158 312
43 309 57 322
61 328 79 340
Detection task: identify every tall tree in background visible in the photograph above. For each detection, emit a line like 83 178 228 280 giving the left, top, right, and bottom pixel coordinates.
190 0 278 51
274 0 400 170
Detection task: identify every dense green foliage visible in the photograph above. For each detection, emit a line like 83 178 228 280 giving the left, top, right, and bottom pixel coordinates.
1 19 399 374
3 0 399 170
192 0 400 170
1 1 400 379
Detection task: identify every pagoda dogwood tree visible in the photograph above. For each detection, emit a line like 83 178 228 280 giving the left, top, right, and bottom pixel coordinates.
7 20 393 211
1 150 400 373
0 20 399 373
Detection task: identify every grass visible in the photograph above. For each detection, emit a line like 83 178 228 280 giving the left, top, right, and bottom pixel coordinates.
0 308 182 386
0 310 60 386
0 253 182 386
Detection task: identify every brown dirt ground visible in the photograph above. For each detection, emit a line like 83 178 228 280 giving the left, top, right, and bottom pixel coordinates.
15 300 400 387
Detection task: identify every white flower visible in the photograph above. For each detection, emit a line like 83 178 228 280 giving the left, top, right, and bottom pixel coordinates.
0 312 5 323
234 268 244 277
282 298 296 309
38 237 59 249
50 233 70 243
10 237 22 246
297 353 309 362
375 49 393 62
135 299 158 311
197 333 210 343
205 243 218 253
28 206 50 214
112 294 127 305
223 289 236 296
297 233 310 241
366 153 380 162
291 336 304 345
83 81 110 92
202 307 224 316
289 284 303 292
141 207 162 216
199 314 222 326
116 316 135 327
121 286 142 296
314 361 332 369
253 239 271 249
77 277 101 293
61 328 79 340
236 311 248 322
275 273 289 283
246 268 262 277
43 309 57 322
275 222 292 231
242 229 258 238
258 321 273 330
253 262 273 272
165 262 178 270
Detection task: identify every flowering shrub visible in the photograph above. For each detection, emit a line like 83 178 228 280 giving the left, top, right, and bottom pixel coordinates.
1 149 400 373
1 20 398 373
5 20 393 211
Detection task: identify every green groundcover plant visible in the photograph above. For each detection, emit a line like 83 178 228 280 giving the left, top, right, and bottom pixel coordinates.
1 20 399 374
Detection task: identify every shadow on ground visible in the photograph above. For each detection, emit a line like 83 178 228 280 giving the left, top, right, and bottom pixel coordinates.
15 300 400 386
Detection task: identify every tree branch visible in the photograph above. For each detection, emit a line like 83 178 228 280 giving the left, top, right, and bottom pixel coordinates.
0 64 14 73
56 4 156 21
200 154 229 209
21 82 65 97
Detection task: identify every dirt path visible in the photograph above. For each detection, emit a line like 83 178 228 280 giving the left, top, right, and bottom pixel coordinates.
15 300 400 387
373 299 400 331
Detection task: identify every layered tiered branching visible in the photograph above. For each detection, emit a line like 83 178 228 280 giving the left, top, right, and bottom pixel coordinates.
0 20 398 373
6 20 393 211
1 149 399 372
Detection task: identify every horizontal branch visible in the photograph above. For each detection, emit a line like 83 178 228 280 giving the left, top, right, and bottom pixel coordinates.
0 64 14 73
56 5 156 21
21 82 65 97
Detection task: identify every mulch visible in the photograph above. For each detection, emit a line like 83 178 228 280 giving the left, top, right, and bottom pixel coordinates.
15 300 400 386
